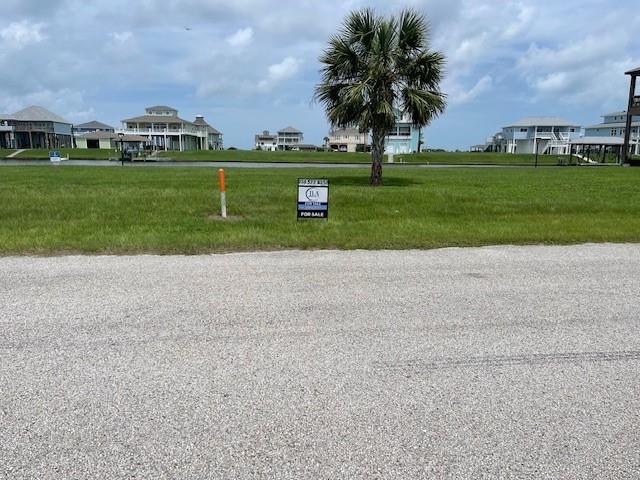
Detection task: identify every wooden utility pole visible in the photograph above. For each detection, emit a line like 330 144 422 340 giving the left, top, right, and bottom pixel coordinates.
622 67 640 164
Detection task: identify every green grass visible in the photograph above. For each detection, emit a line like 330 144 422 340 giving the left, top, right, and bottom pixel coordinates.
1 165 639 255
6 148 584 166
14 148 118 159
159 149 569 165
0 149 17 158
159 149 371 162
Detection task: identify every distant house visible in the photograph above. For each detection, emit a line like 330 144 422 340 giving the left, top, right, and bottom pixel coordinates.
0 106 73 149
385 110 422 154
584 110 640 155
470 132 506 152
255 130 278 151
501 117 581 154
75 131 149 150
328 127 369 152
277 126 303 150
193 115 223 150
120 106 223 151
74 120 114 135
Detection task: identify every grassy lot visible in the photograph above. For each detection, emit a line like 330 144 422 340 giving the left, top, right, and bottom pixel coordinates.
159 149 568 165
159 149 371 162
0 149 17 158
14 148 118 159
5 148 593 165
1 165 639 255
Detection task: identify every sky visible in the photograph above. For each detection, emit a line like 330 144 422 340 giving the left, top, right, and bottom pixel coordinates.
1 0 638 150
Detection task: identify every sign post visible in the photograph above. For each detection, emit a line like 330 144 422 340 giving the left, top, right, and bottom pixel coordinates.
297 179 329 219
49 150 61 163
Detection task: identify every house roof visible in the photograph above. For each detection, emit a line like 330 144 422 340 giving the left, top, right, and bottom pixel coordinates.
193 116 222 134
505 116 580 128
585 121 640 129
122 114 195 125
602 111 627 117
77 131 117 139
278 126 302 133
75 120 114 130
10 106 71 124
146 105 177 111
569 136 625 145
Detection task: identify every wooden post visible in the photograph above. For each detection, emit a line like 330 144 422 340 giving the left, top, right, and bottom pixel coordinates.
218 169 227 219
623 74 637 164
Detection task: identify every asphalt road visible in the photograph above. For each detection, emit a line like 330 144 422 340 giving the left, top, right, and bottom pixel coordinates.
1 245 639 479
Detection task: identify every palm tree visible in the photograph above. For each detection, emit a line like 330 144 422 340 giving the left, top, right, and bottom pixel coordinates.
315 8 446 185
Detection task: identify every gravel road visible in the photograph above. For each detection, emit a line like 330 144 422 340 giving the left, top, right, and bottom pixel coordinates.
1 244 639 479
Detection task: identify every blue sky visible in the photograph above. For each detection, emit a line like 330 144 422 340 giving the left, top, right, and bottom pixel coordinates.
1 0 638 150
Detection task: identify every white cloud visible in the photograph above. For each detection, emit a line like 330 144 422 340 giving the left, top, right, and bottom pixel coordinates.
109 31 133 44
448 75 493 105
0 20 45 49
258 56 302 90
226 27 253 48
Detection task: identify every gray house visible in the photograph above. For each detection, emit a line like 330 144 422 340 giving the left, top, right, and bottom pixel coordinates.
0 106 73 149
277 126 303 150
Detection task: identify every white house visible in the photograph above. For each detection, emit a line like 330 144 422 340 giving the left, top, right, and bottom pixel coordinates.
501 117 581 154
120 106 222 151
584 110 640 155
255 130 278 151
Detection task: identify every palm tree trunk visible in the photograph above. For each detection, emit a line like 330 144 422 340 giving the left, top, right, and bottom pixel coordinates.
370 127 385 186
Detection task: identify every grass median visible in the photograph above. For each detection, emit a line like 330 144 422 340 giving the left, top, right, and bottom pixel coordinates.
1 165 639 254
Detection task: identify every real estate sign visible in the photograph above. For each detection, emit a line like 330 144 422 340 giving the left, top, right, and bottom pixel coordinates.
297 179 329 219
49 150 61 163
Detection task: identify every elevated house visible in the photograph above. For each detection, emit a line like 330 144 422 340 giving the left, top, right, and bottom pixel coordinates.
470 132 506 152
277 126 303 150
328 127 369 152
120 106 222 151
193 115 223 150
584 110 640 155
0 106 73 149
501 117 581 154
255 130 278 151
384 110 422 154
74 120 114 135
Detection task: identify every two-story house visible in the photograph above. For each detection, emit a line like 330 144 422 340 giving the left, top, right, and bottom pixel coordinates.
277 126 304 150
255 131 278 151
384 110 422 154
120 106 222 151
584 111 640 155
501 117 581 154
328 127 369 152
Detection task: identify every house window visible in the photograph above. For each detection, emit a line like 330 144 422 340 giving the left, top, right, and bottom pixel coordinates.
570 128 575 132
520 128 528 132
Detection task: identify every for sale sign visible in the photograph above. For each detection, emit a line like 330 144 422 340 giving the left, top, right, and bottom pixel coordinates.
297 179 329 219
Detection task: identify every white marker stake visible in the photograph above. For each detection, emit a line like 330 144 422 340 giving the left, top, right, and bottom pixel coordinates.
218 168 227 219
